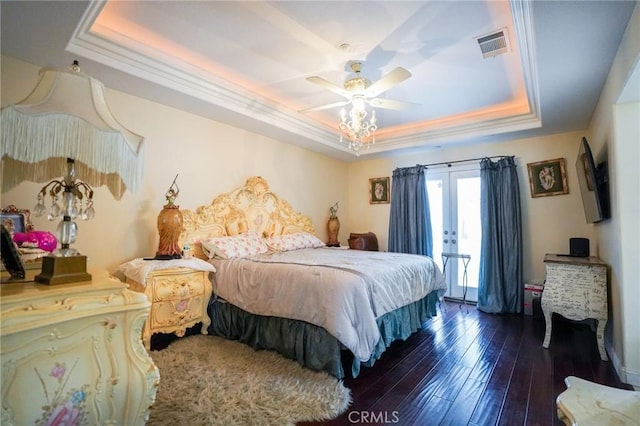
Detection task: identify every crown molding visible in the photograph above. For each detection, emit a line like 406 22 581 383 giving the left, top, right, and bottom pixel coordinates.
65 0 541 159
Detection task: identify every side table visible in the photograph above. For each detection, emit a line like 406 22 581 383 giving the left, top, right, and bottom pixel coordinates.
115 258 215 349
541 254 608 360
441 252 471 308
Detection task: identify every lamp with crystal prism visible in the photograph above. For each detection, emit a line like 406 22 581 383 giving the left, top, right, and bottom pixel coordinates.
33 158 94 284
1 59 145 284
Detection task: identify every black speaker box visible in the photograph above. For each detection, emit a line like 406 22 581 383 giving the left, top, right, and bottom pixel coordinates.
570 237 590 257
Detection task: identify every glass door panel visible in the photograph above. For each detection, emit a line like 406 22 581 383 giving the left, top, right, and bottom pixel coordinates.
427 168 480 302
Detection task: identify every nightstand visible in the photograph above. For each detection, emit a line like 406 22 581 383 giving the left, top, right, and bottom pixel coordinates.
541 254 608 360
115 259 215 349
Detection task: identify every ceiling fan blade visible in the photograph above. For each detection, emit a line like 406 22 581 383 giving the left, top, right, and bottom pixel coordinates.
299 100 349 113
306 76 349 97
368 98 418 110
365 67 412 98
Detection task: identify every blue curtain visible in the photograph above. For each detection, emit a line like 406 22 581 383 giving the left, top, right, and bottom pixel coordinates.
388 165 433 256
477 157 523 314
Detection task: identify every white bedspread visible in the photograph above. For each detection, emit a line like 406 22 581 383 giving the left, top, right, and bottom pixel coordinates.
209 248 446 362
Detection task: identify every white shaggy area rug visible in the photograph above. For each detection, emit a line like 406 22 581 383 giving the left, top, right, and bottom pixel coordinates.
147 335 351 425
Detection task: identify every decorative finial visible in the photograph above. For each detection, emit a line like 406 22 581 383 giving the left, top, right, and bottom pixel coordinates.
164 174 180 207
329 201 339 218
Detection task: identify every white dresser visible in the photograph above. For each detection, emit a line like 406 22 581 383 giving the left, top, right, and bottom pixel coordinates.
541 254 608 360
1 271 159 425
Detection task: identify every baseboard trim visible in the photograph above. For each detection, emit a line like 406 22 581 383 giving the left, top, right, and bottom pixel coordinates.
607 340 640 389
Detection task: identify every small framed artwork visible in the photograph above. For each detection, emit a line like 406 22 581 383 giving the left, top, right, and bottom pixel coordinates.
527 158 569 198
369 177 390 204
0 205 33 234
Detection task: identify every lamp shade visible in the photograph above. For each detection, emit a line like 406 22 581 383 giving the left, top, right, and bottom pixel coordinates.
1 63 144 199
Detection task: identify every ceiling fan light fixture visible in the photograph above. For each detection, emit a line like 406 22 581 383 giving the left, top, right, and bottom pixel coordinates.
339 102 377 156
305 61 412 155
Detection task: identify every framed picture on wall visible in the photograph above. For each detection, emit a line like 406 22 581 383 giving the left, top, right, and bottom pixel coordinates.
526 158 569 198
369 177 390 204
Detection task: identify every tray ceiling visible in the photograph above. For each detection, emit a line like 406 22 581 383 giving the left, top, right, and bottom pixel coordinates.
1 1 635 161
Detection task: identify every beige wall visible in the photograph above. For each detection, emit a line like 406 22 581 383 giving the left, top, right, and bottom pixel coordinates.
346 132 595 283
611 101 640 387
587 3 639 387
1 55 349 271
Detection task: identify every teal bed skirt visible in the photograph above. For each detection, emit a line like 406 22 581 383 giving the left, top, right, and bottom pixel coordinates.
207 291 441 379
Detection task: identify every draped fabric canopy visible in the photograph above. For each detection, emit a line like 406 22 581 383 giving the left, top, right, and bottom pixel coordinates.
477 156 523 314
1 64 144 199
388 165 433 256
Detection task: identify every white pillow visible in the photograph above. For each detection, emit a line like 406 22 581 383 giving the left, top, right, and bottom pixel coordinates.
265 232 325 252
201 230 269 259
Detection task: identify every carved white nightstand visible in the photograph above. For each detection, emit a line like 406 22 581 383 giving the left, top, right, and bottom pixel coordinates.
1 270 159 426
541 254 608 360
115 258 215 349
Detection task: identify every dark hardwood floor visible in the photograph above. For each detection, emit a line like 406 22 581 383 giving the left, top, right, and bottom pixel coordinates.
299 300 631 426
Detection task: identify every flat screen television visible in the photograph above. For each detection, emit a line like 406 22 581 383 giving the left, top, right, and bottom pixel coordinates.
575 137 610 223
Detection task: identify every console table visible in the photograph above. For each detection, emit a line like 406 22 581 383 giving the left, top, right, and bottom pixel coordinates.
541 254 608 360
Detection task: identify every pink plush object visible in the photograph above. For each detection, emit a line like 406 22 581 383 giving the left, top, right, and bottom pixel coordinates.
13 231 58 252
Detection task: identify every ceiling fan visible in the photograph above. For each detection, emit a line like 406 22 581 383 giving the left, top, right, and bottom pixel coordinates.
300 62 416 113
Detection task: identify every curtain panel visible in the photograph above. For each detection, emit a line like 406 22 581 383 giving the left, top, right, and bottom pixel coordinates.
388 165 433 256
477 156 523 314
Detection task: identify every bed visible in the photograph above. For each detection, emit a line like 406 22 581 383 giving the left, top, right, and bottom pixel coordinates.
179 176 446 379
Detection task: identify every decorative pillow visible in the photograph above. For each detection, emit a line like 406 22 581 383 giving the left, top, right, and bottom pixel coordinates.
201 230 269 259
265 232 325 252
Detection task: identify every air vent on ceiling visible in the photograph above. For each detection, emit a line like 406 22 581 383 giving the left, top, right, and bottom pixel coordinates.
476 29 509 59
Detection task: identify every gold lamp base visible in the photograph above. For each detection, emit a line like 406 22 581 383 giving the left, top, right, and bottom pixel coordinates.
35 255 92 285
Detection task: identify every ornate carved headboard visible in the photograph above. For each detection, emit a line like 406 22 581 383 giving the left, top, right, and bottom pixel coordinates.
179 176 316 259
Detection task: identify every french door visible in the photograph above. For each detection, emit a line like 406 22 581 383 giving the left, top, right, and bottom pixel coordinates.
426 167 481 302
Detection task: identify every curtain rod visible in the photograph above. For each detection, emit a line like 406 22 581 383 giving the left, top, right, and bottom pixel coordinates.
420 155 511 168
